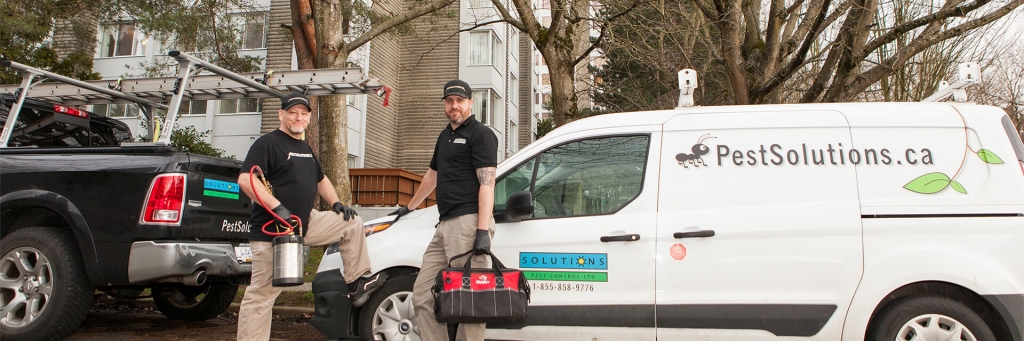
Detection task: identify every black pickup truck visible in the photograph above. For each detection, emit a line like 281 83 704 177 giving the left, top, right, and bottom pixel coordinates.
0 93 253 341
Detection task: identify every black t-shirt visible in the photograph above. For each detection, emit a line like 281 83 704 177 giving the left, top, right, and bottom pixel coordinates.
241 129 324 242
429 116 498 221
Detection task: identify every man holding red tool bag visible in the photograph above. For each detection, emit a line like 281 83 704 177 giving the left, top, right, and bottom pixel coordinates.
236 93 387 341
390 80 499 341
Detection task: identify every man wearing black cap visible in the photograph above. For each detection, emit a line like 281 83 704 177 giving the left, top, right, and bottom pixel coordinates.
236 93 387 341
390 80 499 341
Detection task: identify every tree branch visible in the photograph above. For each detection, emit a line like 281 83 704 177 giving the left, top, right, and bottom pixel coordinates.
755 0 831 97
842 0 1024 100
340 0 458 55
862 0 991 54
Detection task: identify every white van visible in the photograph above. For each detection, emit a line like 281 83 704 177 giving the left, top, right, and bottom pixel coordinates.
317 102 1024 341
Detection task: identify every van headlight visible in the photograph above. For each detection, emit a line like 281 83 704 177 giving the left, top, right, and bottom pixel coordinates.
363 221 393 237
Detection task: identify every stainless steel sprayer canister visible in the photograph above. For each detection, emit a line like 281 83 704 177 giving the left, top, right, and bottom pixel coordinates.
272 234 305 287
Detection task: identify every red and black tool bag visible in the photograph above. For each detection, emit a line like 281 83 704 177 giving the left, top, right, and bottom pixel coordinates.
432 249 531 324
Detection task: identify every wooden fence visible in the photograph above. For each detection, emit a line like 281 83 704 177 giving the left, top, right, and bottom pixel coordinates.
349 168 435 208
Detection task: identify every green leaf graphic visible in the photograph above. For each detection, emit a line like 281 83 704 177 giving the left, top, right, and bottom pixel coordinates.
950 180 966 194
904 172 951 194
977 149 1004 164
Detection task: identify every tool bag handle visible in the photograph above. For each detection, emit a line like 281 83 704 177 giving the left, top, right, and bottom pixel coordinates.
447 249 508 289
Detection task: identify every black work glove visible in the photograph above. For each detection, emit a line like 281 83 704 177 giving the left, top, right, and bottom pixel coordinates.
387 206 412 222
271 204 298 227
473 229 491 255
332 202 357 221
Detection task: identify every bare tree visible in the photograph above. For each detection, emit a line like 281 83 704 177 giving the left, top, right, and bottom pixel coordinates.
480 0 641 126
689 0 1024 104
286 0 460 203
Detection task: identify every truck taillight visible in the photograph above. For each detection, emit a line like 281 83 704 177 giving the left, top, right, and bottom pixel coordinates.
142 174 186 224
53 104 88 119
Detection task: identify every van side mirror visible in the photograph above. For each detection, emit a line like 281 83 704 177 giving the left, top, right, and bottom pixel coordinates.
494 190 533 223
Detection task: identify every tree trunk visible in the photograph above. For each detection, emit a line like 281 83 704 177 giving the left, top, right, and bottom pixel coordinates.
311 0 353 205
548 58 578 127
290 0 319 154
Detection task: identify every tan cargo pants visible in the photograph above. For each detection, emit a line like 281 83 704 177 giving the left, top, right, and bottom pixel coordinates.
237 209 370 341
412 213 496 341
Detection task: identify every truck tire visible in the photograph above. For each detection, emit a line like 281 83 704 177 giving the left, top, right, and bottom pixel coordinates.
152 282 238 321
867 295 996 341
0 226 95 341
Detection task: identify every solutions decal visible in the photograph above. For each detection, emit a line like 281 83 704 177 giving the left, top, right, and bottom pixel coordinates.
520 252 608 282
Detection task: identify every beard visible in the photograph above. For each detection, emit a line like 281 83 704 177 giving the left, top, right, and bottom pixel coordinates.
447 109 469 125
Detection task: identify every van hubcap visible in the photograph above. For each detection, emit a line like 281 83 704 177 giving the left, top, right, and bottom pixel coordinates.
372 291 420 341
896 314 977 341
0 247 54 327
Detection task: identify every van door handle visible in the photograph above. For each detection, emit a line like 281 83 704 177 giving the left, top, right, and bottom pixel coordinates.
673 230 715 238
600 234 640 242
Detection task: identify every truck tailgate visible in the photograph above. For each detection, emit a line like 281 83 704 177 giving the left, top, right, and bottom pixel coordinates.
178 154 252 240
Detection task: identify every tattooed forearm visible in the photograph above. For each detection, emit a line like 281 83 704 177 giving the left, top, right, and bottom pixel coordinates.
476 167 495 186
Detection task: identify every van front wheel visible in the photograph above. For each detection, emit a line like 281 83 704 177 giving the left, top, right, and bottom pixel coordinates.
867 295 995 341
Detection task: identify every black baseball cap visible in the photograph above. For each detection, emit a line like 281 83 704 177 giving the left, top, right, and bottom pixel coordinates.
282 93 312 111
442 79 472 99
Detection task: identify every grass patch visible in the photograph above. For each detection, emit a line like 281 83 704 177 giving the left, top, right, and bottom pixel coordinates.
305 245 325 282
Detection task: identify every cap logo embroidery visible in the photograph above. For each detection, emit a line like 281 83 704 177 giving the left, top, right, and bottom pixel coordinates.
446 86 466 91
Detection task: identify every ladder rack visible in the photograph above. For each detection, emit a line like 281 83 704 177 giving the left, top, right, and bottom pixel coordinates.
1 50 382 146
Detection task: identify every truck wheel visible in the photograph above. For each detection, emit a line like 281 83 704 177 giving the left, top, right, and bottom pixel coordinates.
0 227 94 341
152 282 238 321
867 295 995 341
359 273 419 341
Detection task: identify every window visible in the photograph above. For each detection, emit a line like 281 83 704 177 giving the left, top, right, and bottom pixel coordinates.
541 73 550 86
472 90 492 124
508 119 518 152
177 101 208 116
220 98 261 114
99 23 144 57
510 75 519 104
91 103 140 118
469 31 498 66
469 0 491 7
510 30 519 58
494 135 649 218
233 12 268 49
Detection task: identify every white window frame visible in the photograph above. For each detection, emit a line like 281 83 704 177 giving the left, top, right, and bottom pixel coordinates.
508 118 518 152
510 74 519 106
219 98 261 114
231 12 268 50
472 89 494 125
469 31 499 66
469 0 492 8
98 22 144 58
90 103 140 118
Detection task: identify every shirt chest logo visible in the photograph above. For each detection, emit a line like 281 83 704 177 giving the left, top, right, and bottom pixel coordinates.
452 138 467 144
287 152 313 160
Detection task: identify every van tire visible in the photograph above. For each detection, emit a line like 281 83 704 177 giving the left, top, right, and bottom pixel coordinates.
358 272 457 341
359 273 418 341
152 282 238 321
0 227 94 341
867 295 995 341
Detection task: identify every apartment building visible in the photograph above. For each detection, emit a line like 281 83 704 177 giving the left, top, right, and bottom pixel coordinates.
52 0 534 172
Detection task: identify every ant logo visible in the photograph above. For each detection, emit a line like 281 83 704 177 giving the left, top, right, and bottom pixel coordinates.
675 134 716 168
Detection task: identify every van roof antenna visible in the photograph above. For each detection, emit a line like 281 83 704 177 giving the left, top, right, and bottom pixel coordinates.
677 69 698 107
922 62 980 102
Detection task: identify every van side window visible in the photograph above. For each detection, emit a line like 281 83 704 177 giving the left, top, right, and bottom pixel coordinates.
494 135 649 218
